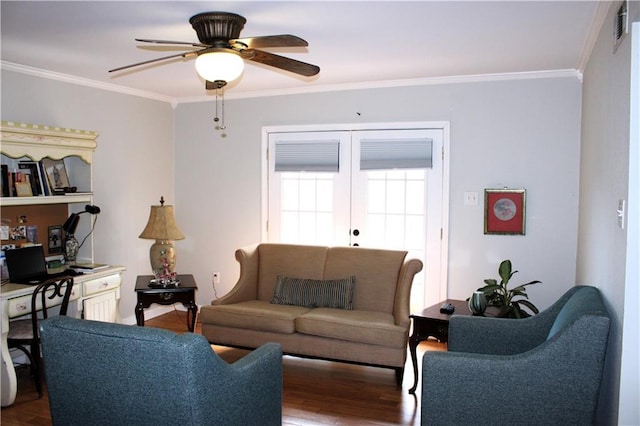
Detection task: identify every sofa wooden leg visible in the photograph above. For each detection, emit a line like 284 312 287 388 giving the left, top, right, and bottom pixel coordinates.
395 367 404 387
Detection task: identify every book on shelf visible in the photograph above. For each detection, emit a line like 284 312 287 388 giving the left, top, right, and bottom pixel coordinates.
37 161 51 195
1 164 9 197
2 168 21 197
71 262 109 271
18 161 46 196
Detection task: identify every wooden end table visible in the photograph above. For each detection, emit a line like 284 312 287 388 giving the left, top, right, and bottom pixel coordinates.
408 299 472 394
135 274 198 332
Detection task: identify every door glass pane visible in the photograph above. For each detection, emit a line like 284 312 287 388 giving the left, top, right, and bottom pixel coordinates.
356 168 428 313
279 172 336 245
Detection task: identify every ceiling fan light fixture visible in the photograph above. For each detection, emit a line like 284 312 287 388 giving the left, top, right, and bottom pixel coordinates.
195 50 244 84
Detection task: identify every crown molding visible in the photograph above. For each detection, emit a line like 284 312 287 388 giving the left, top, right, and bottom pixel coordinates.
1 61 175 104
175 69 583 104
2 60 581 106
576 0 612 74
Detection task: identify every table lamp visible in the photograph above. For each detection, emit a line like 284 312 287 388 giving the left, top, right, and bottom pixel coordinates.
138 196 185 275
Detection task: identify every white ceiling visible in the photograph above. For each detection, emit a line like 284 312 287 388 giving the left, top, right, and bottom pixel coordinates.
0 1 606 103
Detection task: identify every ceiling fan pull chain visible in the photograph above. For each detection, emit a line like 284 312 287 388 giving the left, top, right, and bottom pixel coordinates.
212 88 227 137
213 91 220 128
220 90 226 130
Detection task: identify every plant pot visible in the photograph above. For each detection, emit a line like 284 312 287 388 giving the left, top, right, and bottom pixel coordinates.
468 291 487 315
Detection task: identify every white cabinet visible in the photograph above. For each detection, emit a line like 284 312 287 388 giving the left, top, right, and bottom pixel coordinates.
81 271 122 322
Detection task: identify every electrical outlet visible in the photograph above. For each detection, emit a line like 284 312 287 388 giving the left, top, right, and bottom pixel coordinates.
212 272 221 285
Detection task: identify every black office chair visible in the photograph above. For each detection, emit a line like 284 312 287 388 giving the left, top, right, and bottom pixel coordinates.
7 276 75 397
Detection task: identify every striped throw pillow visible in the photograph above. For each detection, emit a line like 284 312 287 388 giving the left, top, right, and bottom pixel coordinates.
271 276 356 310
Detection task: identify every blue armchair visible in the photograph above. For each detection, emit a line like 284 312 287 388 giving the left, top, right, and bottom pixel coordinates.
421 285 610 425
40 316 282 426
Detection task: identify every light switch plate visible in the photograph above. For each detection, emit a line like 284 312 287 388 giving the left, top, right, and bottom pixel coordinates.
617 199 626 229
464 192 479 206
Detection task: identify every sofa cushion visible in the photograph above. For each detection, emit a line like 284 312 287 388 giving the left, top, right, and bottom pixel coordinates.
199 300 312 334
271 276 355 310
257 244 329 301
322 246 407 312
295 308 407 348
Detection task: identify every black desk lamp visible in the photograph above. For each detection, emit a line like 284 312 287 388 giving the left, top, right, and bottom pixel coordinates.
62 205 100 262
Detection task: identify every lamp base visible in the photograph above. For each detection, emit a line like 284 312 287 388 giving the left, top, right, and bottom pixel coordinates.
149 240 176 275
64 235 79 262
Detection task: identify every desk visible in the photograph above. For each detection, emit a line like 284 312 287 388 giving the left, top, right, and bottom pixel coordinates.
0 265 125 407
135 274 198 332
408 299 471 394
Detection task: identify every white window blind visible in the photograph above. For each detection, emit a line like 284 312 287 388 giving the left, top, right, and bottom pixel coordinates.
274 140 340 172
360 138 433 170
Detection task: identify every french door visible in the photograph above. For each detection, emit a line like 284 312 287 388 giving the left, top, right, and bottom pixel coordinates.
264 125 448 309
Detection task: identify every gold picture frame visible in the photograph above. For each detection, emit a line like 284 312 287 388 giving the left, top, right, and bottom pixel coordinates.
484 188 526 235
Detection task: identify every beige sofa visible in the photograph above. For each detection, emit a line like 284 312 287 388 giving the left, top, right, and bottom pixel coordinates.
199 243 423 385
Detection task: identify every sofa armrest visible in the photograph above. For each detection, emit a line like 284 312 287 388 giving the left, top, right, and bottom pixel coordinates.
212 244 260 306
393 258 423 328
208 342 283 426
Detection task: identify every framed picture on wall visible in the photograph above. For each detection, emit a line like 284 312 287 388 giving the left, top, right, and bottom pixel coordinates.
484 188 526 235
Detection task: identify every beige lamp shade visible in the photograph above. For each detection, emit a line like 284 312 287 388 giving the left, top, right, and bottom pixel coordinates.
139 197 185 275
138 204 185 241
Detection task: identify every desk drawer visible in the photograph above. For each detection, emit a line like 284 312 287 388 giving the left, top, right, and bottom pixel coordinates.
7 284 80 318
83 274 121 296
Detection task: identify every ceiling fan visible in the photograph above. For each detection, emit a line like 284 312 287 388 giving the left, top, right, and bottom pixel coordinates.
109 11 320 90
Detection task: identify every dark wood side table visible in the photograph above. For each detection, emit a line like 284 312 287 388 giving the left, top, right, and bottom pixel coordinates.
135 274 198 332
408 299 472 394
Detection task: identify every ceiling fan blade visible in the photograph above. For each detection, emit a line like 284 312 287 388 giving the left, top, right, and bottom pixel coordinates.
245 49 320 77
136 38 209 48
109 51 198 73
232 34 308 49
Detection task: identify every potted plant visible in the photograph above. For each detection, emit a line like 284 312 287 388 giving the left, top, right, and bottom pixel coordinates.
476 259 541 318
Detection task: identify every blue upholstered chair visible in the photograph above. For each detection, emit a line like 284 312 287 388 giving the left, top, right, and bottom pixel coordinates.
421 285 610 426
40 316 282 426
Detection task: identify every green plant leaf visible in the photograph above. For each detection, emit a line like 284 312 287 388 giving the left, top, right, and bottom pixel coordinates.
479 284 501 293
515 299 539 315
510 288 529 298
498 260 513 283
515 280 542 288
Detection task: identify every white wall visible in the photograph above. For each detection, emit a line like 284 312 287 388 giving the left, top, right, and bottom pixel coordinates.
579 2 640 424
174 76 583 315
0 70 175 323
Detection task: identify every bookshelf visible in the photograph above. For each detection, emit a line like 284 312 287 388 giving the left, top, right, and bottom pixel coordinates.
1 121 97 259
